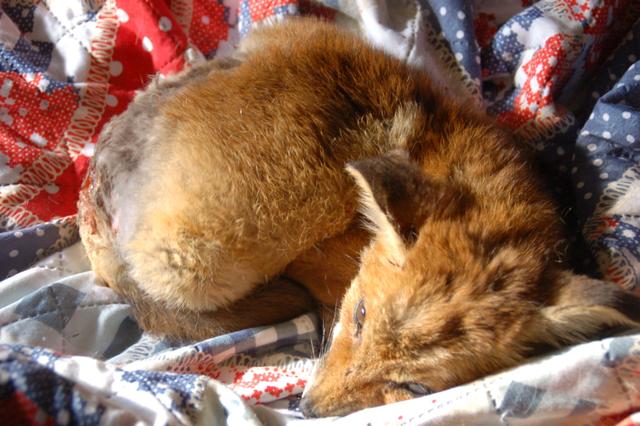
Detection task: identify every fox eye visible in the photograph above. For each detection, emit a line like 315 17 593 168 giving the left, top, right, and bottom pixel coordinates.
403 382 432 397
354 299 366 335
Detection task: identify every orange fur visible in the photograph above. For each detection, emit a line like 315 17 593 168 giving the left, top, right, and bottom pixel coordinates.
77 19 640 417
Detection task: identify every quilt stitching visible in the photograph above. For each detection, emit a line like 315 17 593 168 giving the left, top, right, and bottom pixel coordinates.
38 0 96 58
0 301 129 328
404 386 485 424
46 284 69 353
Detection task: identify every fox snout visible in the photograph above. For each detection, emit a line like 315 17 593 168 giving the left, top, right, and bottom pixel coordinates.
299 394 323 419
300 380 420 418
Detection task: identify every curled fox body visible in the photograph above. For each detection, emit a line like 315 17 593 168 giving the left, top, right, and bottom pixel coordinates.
78 19 640 417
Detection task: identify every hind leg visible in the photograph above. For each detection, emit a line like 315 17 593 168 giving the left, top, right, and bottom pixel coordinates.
116 273 315 341
80 204 315 340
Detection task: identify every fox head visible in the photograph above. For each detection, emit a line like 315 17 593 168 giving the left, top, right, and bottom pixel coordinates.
300 150 640 417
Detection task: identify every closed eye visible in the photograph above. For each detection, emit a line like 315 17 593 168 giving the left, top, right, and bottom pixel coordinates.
354 299 365 336
402 382 433 397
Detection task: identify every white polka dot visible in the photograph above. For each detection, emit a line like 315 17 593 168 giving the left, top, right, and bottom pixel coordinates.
602 113 609 121
623 229 636 238
439 6 447 15
457 10 465 19
593 158 603 166
584 192 592 200
36 228 44 237
109 61 123 76
475 55 481 64
39 100 48 110
9 249 18 258
142 36 153 52
627 135 636 143
581 130 590 136
44 184 59 194
105 95 118 107
456 30 464 39
159 16 172 32
630 54 637 62
587 143 597 151
602 131 611 139
116 8 129 23
81 143 95 157
623 111 631 119
201 15 210 24
503 27 511 36
57 409 69 425
571 166 578 174
30 133 47 147
599 172 609 179
36 248 43 256
634 74 640 81
557 147 565 155
455 52 463 61
7 269 17 277
577 181 585 188
14 231 23 238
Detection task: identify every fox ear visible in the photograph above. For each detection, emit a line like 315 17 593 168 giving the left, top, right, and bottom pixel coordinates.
346 150 469 264
532 272 640 348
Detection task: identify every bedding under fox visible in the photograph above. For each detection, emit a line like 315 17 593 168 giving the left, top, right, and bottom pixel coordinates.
78 19 640 417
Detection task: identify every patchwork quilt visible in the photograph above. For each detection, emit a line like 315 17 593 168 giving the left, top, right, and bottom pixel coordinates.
1 0 640 424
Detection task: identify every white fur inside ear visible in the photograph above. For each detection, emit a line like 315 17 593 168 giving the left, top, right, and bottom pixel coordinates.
346 164 406 266
331 321 343 342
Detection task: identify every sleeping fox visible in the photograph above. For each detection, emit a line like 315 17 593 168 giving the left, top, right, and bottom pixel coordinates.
78 19 640 417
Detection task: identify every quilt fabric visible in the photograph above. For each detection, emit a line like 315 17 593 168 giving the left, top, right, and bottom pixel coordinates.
1 0 640 425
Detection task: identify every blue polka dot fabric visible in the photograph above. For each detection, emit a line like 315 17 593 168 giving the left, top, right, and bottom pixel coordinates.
0 223 60 279
574 54 640 288
425 0 482 82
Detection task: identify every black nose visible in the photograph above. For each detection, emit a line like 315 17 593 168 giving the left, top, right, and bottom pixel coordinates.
299 395 318 418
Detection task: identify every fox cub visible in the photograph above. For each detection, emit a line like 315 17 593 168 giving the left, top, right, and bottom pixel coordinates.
78 19 640 417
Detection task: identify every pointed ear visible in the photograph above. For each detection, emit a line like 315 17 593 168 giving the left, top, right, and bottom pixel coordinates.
532 272 640 348
346 150 469 263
